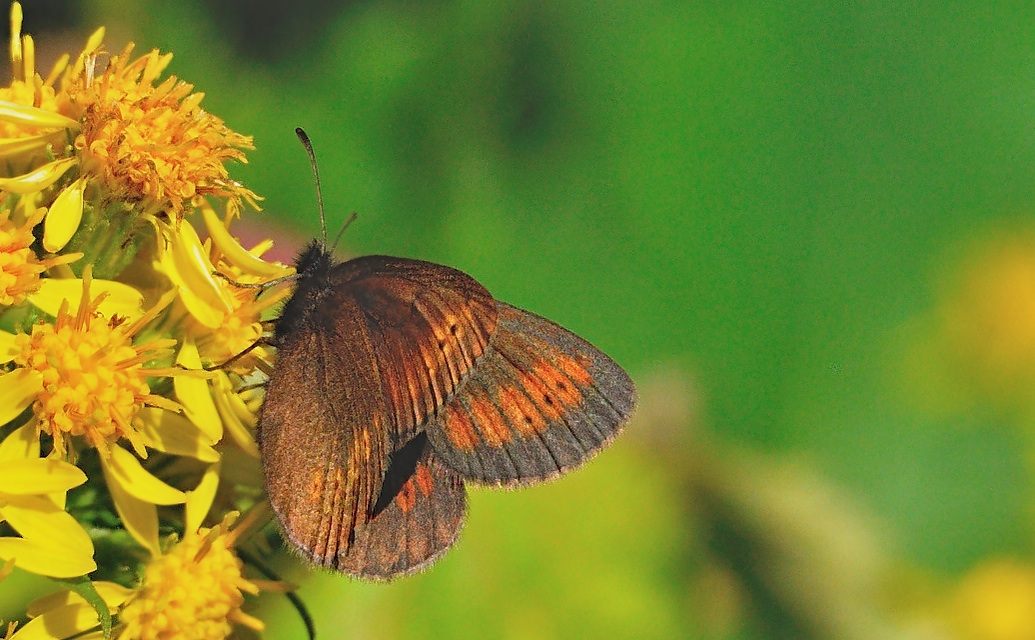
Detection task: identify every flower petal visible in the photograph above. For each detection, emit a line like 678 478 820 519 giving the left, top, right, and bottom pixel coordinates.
0 459 85 494
0 99 79 130
0 131 61 158
7 602 105 639
0 368 43 427
201 204 293 278
104 444 187 506
173 340 223 443
43 178 85 252
212 372 259 458
30 277 144 320
162 221 232 329
0 157 75 194
83 26 105 57
100 455 160 557
184 462 220 533
0 494 94 557
137 407 219 462
0 536 95 578
27 581 133 616
0 421 40 461
0 329 20 364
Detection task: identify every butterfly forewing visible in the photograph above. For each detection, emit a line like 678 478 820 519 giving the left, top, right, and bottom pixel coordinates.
425 302 636 486
258 294 390 569
338 256 498 444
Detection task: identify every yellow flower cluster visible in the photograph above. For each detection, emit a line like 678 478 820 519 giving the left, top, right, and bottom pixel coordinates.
117 514 264 640
0 4 293 638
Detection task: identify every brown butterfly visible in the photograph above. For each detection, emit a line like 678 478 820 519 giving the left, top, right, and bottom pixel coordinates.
256 131 636 580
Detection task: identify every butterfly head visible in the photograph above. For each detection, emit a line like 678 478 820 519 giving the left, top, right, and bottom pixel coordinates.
273 239 336 342
294 238 335 280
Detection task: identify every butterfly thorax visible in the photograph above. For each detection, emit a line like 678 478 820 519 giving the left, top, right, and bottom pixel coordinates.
275 240 338 343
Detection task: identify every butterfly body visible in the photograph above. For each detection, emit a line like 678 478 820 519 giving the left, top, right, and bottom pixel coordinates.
258 240 635 579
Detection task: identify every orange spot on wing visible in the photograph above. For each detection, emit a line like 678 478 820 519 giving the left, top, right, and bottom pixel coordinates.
555 352 593 387
498 384 547 436
515 369 562 421
306 469 326 505
397 478 417 513
533 360 584 407
469 390 512 447
414 464 435 496
444 406 479 452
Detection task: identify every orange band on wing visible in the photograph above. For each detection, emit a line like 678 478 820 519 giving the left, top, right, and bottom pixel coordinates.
514 368 563 421
397 478 417 513
554 352 593 387
469 390 512 447
443 405 479 452
532 360 584 407
498 383 547 436
414 463 435 497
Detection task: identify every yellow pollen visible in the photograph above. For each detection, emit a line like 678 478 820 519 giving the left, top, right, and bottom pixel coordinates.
208 312 262 366
0 204 46 305
63 44 259 223
118 523 263 640
13 273 171 457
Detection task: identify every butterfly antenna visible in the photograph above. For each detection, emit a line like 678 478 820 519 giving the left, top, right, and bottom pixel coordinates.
295 127 327 250
330 211 357 253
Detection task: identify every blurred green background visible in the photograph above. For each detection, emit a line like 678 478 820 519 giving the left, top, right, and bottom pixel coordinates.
25 1 1035 638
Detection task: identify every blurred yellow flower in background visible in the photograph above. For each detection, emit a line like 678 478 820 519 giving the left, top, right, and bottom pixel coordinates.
900 228 1035 418
951 559 1035 640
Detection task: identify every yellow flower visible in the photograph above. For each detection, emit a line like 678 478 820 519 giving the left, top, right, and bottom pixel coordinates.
0 2 260 272
0 3 79 167
0 4 290 631
5 266 181 458
15 497 282 640
952 558 1035 640
117 513 265 639
160 202 292 459
64 43 260 223
900 228 1035 416
0 268 222 555
167 204 291 370
0 195 80 306
0 422 96 578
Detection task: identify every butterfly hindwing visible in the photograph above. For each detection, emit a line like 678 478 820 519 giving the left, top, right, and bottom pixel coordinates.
336 433 467 579
425 302 636 486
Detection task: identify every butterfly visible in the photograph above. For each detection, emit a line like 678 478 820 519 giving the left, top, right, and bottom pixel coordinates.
255 130 636 579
